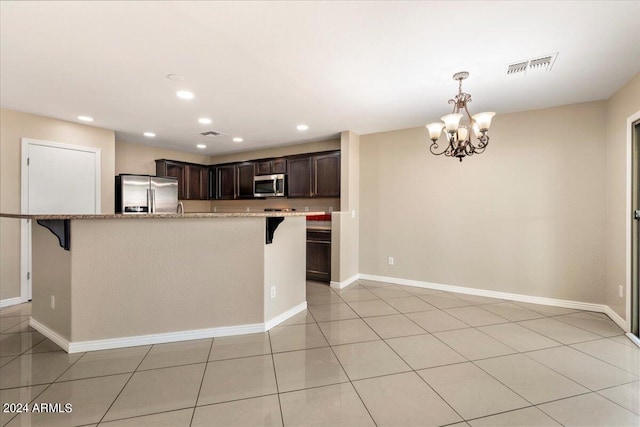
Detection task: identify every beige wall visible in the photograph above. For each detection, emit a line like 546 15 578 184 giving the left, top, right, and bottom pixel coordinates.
331 131 360 285
0 109 115 301
31 223 71 339
115 140 210 175
359 101 608 304
264 217 306 321
605 73 640 318
70 218 264 341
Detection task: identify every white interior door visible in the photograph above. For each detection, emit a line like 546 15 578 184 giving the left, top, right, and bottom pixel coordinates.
21 138 101 301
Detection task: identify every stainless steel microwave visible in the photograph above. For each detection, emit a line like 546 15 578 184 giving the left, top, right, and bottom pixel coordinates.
254 174 286 198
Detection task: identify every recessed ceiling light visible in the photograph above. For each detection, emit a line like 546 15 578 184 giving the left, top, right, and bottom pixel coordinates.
166 73 184 81
233 137 243 143
176 90 194 100
196 144 207 149
198 117 212 124
143 132 156 137
77 116 94 122
296 124 309 131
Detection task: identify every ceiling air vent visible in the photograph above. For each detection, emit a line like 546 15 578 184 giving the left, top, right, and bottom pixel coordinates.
506 52 558 77
200 130 227 137
507 61 529 75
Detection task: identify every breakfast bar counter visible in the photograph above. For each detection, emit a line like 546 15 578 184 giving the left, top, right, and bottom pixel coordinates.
1 212 321 353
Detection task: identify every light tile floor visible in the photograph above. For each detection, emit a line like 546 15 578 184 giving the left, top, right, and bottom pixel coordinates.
0 280 639 426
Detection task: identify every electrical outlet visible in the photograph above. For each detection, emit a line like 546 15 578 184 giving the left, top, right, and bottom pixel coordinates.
388 257 394 266
271 286 276 299
304 207 309 212
246 207 250 212
619 285 624 298
351 210 356 218
50 295 55 309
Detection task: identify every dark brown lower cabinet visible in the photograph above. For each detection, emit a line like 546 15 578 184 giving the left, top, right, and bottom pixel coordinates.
306 229 331 282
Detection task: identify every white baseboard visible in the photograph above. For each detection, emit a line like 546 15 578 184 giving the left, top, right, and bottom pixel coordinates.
604 306 629 332
264 302 307 330
330 274 360 289
0 297 26 309
625 333 640 348
29 318 70 352
31 302 308 354
66 323 266 353
359 274 630 332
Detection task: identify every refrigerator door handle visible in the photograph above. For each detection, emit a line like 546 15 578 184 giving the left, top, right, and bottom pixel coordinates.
147 189 151 214
151 189 156 214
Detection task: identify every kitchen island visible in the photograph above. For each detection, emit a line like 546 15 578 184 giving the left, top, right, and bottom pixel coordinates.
1 212 320 353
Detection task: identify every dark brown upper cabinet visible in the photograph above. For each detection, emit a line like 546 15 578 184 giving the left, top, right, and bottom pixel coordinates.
217 164 236 200
156 160 209 200
158 149 339 202
287 151 340 198
312 152 341 198
255 158 287 176
208 166 217 200
236 162 255 199
186 164 208 200
287 155 312 198
156 160 186 200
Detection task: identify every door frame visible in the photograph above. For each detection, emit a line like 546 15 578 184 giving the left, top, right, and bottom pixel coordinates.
626 111 640 341
20 138 101 302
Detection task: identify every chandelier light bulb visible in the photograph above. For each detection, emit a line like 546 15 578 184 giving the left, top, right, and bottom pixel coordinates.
472 122 483 138
472 112 496 131
441 113 463 132
457 126 468 141
426 123 445 141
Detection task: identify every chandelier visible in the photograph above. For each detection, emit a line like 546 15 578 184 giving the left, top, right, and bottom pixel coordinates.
426 71 495 162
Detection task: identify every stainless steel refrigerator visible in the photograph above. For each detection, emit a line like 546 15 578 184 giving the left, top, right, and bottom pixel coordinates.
115 174 178 214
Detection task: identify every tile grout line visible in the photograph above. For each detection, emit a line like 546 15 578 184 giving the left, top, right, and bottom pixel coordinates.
188 337 215 427
520 347 639 392
0 343 89 426
312 302 379 427
96 344 154 424
567 339 640 376
267 329 286 427
96 407 194 427
593 382 640 416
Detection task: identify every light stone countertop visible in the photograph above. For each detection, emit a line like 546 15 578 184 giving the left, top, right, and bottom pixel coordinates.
0 211 326 220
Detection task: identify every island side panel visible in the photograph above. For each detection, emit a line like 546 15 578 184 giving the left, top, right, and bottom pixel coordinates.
264 216 306 323
69 217 265 342
32 221 72 340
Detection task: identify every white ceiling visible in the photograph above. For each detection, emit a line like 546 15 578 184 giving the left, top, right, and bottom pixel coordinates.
1 1 639 155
